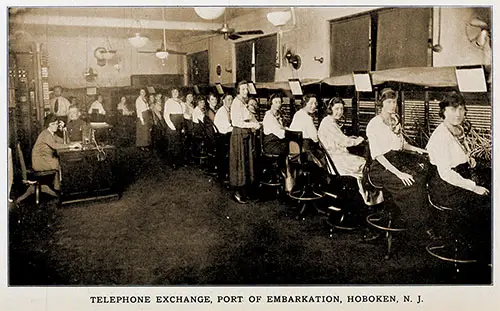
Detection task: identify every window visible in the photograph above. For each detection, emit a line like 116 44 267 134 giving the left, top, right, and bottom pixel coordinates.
236 34 277 82
329 8 432 76
330 14 372 76
376 8 431 70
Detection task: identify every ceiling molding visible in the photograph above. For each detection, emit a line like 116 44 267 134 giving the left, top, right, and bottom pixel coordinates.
11 14 220 32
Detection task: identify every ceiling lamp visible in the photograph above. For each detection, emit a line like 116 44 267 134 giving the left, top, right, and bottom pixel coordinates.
194 7 225 20
267 10 292 27
155 51 169 60
128 33 149 48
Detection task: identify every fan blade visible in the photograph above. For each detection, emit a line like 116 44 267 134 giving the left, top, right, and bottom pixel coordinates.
228 33 242 40
138 51 156 54
470 18 488 29
165 49 187 55
234 30 264 36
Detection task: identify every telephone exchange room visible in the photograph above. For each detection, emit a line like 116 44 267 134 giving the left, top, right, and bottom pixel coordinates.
7 6 493 285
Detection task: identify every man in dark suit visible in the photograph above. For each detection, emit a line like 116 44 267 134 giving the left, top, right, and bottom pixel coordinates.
66 105 91 143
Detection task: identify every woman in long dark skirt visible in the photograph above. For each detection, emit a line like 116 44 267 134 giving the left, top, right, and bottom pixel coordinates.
366 88 429 228
229 81 261 204
163 87 185 169
135 88 151 150
151 93 168 158
426 93 490 261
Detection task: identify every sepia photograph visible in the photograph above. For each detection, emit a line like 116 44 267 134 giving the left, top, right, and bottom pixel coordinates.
3 2 497 310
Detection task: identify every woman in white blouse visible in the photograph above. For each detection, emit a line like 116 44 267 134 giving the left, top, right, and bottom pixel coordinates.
262 93 287 156
183 91 195 162
117 96 134 116
319 98 382 206
426 94 490 257
163 87 186 169
135 88 151 150
192 95 206 138
318 97 365 177
229 81 261 204
366 88 428 224
289 94 325 166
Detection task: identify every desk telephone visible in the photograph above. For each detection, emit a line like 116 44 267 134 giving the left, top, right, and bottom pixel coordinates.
62 126 107 161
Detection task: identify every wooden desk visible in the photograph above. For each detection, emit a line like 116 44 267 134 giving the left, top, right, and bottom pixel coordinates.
57 145 119 205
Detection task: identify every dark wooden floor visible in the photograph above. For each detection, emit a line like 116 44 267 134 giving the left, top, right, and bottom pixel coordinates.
8 147 492 285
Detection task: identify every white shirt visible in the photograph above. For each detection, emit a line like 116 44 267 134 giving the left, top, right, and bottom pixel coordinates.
192 106 205 124
318 115 360 154
426 122 476 191
163 98 185 130
289 109 318 142
263 110 285 139
88 100 106 115
50 96 71 116
214 106 233 134
135 96 149 123
117 101 133 116
230 96 259 129
366 115 405 159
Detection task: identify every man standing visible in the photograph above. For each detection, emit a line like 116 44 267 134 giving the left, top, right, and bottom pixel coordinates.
50 85 71 122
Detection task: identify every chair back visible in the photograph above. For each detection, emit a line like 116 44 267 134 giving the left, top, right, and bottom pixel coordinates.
16 143 28 181
258 127 265 156
318 140 340 176
285 130 303 156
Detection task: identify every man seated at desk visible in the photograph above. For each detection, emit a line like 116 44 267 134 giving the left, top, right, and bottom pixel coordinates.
66 105 91 142
32 114 81 192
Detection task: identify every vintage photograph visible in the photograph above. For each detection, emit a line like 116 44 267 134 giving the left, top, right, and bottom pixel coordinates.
7 6 493 288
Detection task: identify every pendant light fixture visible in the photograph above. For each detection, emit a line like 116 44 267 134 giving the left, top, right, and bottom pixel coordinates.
128 17 149 48
194 7 225 20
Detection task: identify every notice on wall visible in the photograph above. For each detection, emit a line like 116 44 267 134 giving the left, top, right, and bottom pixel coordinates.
87 87 97 95
41 67 49 78
455 67 487 92
42 82 50 100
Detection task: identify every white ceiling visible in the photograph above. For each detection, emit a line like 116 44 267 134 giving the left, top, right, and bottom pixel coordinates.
9 7 274 42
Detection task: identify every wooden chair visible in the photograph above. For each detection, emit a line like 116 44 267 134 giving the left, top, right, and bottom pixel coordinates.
319 140 361 231
15 143 59 206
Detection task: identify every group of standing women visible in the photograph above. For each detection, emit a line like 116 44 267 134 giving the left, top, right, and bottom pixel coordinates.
134 87 193 168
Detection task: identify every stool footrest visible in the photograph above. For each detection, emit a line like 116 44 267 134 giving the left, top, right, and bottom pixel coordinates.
426 240 478 264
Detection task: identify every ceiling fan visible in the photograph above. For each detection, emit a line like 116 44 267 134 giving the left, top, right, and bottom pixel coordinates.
466 17 490 49
138 8 187 60
210 10 264 40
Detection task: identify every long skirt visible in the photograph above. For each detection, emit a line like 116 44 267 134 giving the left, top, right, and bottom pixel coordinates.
151 119 168 157
263 134 288 156
216 133 231 181
167 114 184 164
136 111 151 147
428 163 491 255
183 119 193 160
229 127 256 187
32 155 61 190
368 150 429 225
